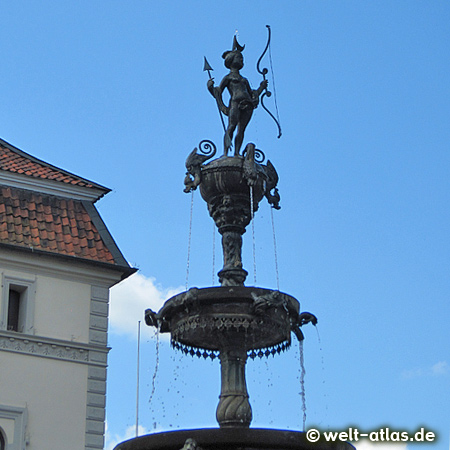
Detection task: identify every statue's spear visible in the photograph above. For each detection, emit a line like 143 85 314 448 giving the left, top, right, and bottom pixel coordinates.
203 56 214 82
203 57 232 150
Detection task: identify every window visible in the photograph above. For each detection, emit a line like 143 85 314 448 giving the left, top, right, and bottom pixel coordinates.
0 405 27 450
7 287 22 332
1 277 35 334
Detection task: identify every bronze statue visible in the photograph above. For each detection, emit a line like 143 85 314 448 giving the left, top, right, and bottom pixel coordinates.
207 36 268 157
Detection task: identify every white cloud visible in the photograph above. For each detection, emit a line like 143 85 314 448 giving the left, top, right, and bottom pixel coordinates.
401 360 449 379
355 442 408 450
401 367 424 379
109 273 183 339
104 422 150 450
431 361 449 376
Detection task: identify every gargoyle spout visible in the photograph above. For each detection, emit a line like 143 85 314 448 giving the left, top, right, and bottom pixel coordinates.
144 308 158 328
291 311 318 342
298 312 318 327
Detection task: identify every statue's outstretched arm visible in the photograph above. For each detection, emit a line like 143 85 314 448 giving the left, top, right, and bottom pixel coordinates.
248 78 267 108
255 78 268 97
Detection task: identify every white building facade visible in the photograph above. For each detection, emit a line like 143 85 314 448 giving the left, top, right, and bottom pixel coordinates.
0 138 134 450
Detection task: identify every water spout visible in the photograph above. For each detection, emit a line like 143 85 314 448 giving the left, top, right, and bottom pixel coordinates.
298 312 318 327
291 311 317 342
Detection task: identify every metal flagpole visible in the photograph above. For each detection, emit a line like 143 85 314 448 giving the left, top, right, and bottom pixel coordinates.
136 320 141 437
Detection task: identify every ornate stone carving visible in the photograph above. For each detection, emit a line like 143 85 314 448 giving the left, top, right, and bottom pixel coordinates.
251 290 287 315
183 140 216 193
290 312 318 342
262 160 281 210
183 137 280 287
180 438 203 450
0 332 92 364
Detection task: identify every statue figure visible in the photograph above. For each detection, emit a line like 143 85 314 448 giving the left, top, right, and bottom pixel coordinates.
180 439 203 450
207 36 268 157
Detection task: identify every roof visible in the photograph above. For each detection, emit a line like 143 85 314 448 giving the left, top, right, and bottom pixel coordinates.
0 185 129 266
0 138 134 276
0 137 109 193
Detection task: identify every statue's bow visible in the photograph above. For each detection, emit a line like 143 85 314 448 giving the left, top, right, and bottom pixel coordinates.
256 25 282 139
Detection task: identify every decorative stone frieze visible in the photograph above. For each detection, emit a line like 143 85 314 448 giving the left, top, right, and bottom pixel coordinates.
0 331 107 365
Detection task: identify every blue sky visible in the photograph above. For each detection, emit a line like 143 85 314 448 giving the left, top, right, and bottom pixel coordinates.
0 2 449 449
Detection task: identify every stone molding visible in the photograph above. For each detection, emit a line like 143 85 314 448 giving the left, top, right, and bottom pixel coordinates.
0 331 108 366
0 167 105 202
0 249 127 287
85 285 110 450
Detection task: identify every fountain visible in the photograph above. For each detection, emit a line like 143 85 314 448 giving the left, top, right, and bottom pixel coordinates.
115 28 353 450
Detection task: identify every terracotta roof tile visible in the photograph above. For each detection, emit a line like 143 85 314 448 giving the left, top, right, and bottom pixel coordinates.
0 185 116 264
0 142 98 189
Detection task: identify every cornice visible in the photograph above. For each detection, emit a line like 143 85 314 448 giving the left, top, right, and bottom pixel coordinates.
0 170 106 202
0 331 109 366
0 245 132 286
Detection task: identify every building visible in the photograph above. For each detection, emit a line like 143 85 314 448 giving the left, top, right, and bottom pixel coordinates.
0 138 135 450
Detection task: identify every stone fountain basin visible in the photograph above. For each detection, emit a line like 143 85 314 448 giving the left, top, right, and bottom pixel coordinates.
157 286 299 353
199 156 266 206
114 428 354 450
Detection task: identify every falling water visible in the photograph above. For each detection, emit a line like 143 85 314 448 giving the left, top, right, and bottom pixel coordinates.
299 339 307 431
265 358 274 425
149 328 160 411
212 223 216 285
185 191 194 291
315 325 325 382
315 325 328 424
250 186 257 284
270 206 280 290
171 350 185 428
315 324 321 345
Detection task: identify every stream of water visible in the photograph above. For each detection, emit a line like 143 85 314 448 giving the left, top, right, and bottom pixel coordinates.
250 185 257 284
185 190 194 291
299 339 307 431
149 328 160 409
270 206 280 291
315 325 328 425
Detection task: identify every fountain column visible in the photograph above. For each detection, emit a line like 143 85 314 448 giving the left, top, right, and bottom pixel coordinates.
199 152 264 286
216 348 252 428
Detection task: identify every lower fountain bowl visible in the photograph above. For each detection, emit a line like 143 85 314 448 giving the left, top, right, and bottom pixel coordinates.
114 428 355 450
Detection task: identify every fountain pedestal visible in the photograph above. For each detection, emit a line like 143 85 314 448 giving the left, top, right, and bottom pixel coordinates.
199 152 266 286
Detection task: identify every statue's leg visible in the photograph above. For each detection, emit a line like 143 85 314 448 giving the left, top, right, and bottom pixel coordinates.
234 108 253 156
223 134 231 156
226 106 239 156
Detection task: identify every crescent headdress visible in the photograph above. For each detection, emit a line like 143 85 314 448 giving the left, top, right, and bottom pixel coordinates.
222 35 245 61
